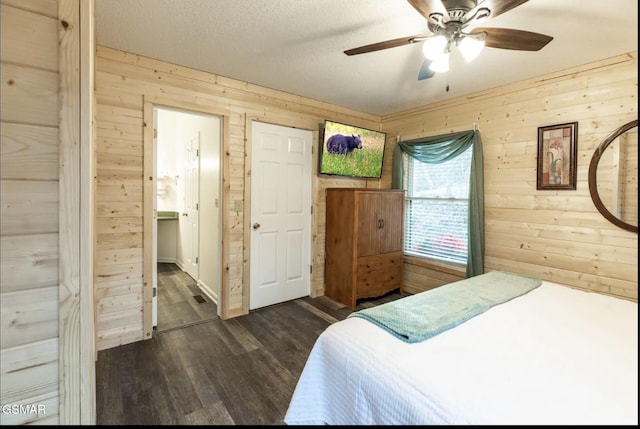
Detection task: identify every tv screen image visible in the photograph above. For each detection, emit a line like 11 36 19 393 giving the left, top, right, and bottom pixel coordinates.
319 120 387 179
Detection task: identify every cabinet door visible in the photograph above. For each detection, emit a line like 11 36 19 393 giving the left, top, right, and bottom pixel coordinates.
357 192 381 257
378 192 404 254
357 191 404 256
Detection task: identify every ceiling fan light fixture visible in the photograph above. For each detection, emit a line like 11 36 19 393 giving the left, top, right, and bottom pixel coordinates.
422 35 448 60
458 34 485 63
429 51 450 73
343 0 554 82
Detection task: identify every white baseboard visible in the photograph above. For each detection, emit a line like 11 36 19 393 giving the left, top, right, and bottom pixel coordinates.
198 280 218 305
157 257 177 264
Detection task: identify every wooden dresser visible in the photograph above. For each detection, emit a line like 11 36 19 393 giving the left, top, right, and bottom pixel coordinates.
324 188 405 308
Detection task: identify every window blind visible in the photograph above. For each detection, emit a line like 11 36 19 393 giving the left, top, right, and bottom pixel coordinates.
404 147 472 264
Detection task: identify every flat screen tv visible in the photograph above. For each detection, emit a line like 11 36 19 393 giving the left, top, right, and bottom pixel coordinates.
319 120 387 179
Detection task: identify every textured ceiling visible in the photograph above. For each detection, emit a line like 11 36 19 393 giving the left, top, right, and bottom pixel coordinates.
95 0 638 116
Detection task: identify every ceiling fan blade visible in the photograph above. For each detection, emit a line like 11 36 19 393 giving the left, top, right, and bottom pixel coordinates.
406 0 449 21
471 27 553 51
344 34 427 56
464 0 529 21
418 59 436 80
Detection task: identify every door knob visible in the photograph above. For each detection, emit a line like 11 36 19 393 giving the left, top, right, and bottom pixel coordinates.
253 222 261 230
182 213 188 217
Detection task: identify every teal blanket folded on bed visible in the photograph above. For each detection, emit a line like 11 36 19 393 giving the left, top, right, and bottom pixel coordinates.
348 271 541 343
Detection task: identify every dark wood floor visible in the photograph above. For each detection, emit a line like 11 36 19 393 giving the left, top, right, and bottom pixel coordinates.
156 263 217 333
96 288 404 425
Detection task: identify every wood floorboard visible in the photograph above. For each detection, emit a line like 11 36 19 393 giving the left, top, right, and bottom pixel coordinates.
147 380 181 425
180 402 235 425
130 340 172 425
155 331 203 416
94 347 125 425
247 307 324 372
96 288 404 425
156 262 218 333
216 317 262 353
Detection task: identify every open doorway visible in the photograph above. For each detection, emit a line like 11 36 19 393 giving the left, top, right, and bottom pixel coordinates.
152 106 222 332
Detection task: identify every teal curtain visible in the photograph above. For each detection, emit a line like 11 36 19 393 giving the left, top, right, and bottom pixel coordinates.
392 130 484 277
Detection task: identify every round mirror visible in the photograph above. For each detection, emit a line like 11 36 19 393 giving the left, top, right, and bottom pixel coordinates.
588 119 638 233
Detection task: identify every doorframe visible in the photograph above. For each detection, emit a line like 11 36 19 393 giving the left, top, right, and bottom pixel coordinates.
243 118 316 313
152 109 158 327
142 101 227 338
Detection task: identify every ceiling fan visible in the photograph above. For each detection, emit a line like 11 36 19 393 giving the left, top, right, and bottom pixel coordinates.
344 0 553 81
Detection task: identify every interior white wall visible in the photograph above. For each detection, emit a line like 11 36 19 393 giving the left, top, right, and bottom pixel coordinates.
156 109 179 212
156 109 179 262
157 219 178 263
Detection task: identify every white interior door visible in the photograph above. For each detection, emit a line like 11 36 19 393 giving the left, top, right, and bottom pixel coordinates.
183 133 200 281
250 121 312 310
152 109 158 327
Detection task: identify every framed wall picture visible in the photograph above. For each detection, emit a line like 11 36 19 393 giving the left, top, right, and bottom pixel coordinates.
537 122 578 190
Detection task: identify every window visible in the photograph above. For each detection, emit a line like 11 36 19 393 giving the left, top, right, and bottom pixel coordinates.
404 146 473 265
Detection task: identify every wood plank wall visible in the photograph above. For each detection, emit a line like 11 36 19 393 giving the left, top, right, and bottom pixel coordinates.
382 52 638 301
0 0 61 424
1 0 61 423
1 0 95 423
94 46 385 350
95 45 637 350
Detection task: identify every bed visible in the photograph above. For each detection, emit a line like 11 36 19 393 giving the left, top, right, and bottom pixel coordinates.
284 271 638 425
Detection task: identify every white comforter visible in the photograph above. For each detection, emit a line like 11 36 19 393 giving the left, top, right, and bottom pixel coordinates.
284 282 638 425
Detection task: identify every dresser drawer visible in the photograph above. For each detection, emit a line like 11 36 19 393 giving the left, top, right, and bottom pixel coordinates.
356 252 403 299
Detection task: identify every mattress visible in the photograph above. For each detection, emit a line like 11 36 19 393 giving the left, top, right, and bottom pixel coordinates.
284 281 638 425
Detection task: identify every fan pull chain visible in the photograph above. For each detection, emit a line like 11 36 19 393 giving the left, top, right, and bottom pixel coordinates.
446 71 450 92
